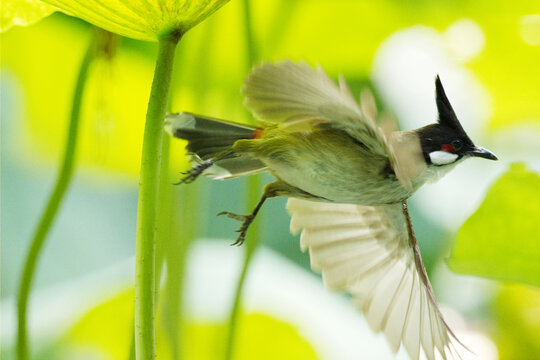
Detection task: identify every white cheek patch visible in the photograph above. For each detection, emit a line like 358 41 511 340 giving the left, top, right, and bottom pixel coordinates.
429 151 459 165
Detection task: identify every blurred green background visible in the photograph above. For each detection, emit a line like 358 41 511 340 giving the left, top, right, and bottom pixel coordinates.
1 1 540 359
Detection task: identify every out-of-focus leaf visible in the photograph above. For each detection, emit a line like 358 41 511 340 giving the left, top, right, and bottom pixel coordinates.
5 1 540 179
180 313 318 360
40 0 229 41
494 285 540 358
59 290 134 360
2 14 188 177
448 163 540 287
464 4 540 129
3 6 259 178
57 289 318 360
0 0 55 32
167 0 250 121
249 0 540 129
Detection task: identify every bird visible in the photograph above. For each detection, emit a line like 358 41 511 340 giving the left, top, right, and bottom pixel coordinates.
164 61 497 360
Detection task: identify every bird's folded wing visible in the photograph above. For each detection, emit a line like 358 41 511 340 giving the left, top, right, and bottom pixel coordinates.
242 60 389 157
286 198 463 360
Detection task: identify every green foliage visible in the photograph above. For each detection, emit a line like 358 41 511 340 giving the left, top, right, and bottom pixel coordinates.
0 0 55 32
494 285 540 359
39 0 230 41
56 290 318 360
4 1 540 359
1 15 163 176
448 163 540 287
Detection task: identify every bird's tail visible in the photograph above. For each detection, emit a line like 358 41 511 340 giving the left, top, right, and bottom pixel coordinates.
165 112 267 179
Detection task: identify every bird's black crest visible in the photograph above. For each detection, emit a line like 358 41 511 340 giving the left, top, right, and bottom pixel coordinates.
435 76 472 143
416 76 479 163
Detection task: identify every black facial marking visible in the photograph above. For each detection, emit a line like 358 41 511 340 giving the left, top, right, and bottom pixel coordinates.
417 124 475 164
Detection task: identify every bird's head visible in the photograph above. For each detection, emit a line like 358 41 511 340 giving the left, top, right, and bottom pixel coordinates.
416 76 498 168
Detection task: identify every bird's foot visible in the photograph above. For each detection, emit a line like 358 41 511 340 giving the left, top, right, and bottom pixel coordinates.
175 159 213 184
218 211 255 246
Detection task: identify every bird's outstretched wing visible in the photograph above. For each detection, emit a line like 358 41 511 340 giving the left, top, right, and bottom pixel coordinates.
242 60 389 157
287 198 464 360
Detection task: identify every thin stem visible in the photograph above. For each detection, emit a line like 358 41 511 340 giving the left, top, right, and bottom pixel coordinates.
134 135 171 360
160 185 194 360
154 136 171 301
135 32 181 360
224 0 260 358
242 0 257 69
224 176 261 358
154 38 195 360
16 35 97 360
153 134 176 357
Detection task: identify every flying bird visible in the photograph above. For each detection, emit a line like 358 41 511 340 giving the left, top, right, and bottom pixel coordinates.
165 61 497 360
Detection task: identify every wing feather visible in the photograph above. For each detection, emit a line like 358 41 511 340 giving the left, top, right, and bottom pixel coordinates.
286 198 464 360
383 266 413 352
243 61 389 157
403 271 421 360
364 259 405 330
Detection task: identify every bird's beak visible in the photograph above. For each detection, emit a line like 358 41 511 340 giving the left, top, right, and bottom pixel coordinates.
466 146 498 160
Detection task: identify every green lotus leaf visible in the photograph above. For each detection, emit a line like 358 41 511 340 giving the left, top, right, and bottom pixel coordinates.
494 285 540 358
448 163 540 287
57 289 318 360
0 0 55 32
40 0 229 41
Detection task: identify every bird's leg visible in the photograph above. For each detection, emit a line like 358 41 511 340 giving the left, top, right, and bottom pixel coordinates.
219 192 269 246
402 200 432 292
175 150 234 185
401 200 417 248
219 181 320 246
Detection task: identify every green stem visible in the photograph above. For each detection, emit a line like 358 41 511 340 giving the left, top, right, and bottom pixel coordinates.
225 1 260 358
135 33 180 360
154 135 171 302
160 186 192 360
224 176 261 360
242 0 257 69
16 35 96 360
154 39 192 360
158 173 198 360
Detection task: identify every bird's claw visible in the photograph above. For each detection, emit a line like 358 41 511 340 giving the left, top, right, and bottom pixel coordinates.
218 211 254 246
176 171 198 184
175 160 213 185
218 211 250 222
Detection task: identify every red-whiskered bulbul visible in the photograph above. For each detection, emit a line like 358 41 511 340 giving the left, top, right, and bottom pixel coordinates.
165 61 497 360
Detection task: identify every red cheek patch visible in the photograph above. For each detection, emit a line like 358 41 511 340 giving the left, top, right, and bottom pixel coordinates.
441 143 456 153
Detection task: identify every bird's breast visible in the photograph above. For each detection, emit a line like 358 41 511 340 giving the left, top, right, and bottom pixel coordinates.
254 130 414 205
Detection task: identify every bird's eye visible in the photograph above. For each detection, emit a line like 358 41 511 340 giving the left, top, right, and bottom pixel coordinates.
451 139 463 151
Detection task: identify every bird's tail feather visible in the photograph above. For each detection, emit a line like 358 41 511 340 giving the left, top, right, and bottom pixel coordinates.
165 112 267 179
